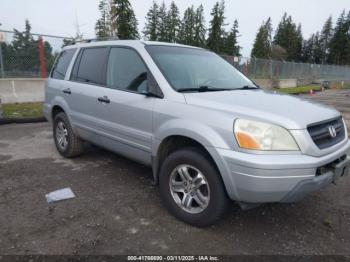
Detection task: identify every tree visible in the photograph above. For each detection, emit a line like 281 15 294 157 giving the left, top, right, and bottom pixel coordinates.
110 0 139 39
143 1 159 41
8 20 54 75
328 10 350 65
273 13 303 61
178 6 196 45
251 18 273 58
312 32 323 64
158 1 168 41
193 4 206 47
270 44 287 60
301 32 323 63
95 0 112 39
346 11 350 64
295 24 303 61
207 1 226 53
11 20 39 73
166 1 181 42
223 19 241 56
301 37 313 63
319 16 333 63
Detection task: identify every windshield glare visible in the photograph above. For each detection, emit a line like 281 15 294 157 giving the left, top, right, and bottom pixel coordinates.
146 46 255 92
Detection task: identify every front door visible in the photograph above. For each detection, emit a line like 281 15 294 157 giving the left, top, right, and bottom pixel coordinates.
94 47 155 164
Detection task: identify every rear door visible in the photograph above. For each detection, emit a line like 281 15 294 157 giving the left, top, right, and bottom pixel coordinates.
47 48 77 115
68 47 109 132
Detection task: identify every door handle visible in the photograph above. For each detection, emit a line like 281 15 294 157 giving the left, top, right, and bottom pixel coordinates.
63 88 71 94
98 96 110 104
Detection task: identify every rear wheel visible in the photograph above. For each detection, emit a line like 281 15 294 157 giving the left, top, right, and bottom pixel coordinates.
159 148 230 227
53 112 84 158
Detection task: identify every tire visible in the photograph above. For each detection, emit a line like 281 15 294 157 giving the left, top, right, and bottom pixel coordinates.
53 112 84 158
159 147 230 227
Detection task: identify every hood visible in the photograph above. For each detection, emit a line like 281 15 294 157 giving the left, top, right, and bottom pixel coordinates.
184 89 340 129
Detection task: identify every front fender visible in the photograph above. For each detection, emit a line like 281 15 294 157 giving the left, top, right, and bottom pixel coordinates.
152 119 231 154
152 119 240 200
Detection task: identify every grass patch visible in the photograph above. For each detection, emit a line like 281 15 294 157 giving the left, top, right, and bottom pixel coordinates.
1 102 43 119
274 81 350 94
329 81 350 89
274 85 322 94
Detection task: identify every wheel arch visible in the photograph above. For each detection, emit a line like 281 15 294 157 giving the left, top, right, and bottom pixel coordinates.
52 105 65 120
152 135 222 186
49 97 73 124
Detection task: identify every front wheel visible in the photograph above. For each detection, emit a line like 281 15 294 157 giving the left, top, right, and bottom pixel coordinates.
159 148 230 227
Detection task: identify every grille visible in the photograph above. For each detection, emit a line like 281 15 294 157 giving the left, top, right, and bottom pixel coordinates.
307 117 345 149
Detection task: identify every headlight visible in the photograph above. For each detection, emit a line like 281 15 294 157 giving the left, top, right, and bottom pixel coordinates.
234 119 299 151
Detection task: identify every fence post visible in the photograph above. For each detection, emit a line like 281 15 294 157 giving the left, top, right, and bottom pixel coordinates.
0 42 4 78
269 59 273 79
253 57 257 79
38 36 47 78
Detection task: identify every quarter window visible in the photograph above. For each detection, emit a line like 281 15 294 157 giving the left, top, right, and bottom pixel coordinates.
51 48 76 80
107 48 148 93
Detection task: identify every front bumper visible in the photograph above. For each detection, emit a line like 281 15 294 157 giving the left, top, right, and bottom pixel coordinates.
214 139 350 203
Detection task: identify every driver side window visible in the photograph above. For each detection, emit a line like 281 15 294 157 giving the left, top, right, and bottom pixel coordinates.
107 47 148 93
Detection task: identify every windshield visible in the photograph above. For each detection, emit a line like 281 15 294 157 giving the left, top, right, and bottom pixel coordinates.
146 45 256 92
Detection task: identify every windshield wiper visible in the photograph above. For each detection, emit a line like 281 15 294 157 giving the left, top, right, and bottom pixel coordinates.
234 85 260 90
177 86 232 93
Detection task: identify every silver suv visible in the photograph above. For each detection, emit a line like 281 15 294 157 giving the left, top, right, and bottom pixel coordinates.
44 40 350 227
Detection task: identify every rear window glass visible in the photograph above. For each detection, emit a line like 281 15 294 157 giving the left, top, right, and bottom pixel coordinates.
51 48 76 80
75 47 108 85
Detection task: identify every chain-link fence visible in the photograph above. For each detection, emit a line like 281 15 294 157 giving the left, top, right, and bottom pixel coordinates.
0 30 68 78
1 30 350 82
223 56 350 81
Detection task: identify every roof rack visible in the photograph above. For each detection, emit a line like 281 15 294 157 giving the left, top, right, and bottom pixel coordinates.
66 36 120 46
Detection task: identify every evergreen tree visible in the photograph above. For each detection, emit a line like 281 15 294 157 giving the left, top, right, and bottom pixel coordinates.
178 6 196 45
328 10 350 65
110 0 139 39
2 42 15 74
319 16 333 63
295 24 303 61
301 32 322 63
312 32 323 64
207 1 226 53
166 1 181 42
95 0 112 39
223 19 241 56
158 2 168 41
193 4 206 47
346 11 350 64
9 20 54 74
143 1 159 41
273 13 303 61
251 18 272 58
12 20 39 72
301 36 314 63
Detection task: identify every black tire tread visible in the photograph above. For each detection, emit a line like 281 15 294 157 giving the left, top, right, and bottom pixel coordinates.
159 147 230 227
54 112 84 158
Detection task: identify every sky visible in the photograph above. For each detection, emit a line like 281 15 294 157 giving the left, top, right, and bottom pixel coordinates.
0 0 348 56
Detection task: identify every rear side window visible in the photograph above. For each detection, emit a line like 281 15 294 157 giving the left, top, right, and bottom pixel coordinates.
51 48 76 80
73 47 108 86
107 48 148 93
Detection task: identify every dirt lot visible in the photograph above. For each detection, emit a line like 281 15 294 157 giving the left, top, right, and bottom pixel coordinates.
0 90 350 255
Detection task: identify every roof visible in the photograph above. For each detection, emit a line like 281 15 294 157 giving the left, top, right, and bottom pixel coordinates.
63 39 202 50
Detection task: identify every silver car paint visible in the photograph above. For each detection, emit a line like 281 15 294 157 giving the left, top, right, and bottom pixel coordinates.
44 40 350 204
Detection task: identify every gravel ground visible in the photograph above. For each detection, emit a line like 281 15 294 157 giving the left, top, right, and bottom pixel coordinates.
0 89 349 255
